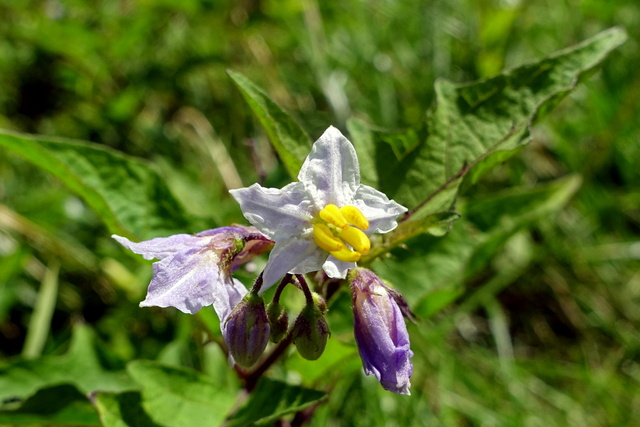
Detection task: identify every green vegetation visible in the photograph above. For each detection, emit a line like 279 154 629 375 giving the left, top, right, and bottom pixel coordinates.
1 1 638 425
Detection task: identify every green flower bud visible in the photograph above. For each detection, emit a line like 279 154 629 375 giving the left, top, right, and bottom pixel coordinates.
266 300 289 343
292 303 330 360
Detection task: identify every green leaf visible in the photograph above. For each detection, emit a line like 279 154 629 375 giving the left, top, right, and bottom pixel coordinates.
0 324 136 406
361 211 461 265
348 27 627 220
126 360 236 427
374 175 582 317
0 384 101 426
228 70 312 178
0 129 195 240
226 378 326 426
95 391 162 427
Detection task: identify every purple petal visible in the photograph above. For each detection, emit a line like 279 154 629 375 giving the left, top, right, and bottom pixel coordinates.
229 182 314 241
140 248 229 315
351 268 413 395
214 278 248 325
112 233 204 261
298 126 360 208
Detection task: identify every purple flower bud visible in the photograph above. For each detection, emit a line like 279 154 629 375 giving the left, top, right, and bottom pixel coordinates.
349 268 413 395
292 301 330 361
223 292 270 367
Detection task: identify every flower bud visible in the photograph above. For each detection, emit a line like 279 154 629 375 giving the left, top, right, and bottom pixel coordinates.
292 303 330 360
223 292 270 367
266 300 289 343
349 268 413 395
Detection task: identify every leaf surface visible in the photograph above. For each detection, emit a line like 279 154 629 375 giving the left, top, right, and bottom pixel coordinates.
226 378 326 426
0 130 195 240
349 28 626 221
126 360 236 427
228 70 312 178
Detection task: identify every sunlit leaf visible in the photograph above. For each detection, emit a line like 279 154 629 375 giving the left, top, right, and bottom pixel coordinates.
349 27 626 221
126 361 236 427
0 129 196 240
95 391 162 427
0 384 101 426
0 325 135 409
226 378 326 426
374 175 582 317
228 70 312 179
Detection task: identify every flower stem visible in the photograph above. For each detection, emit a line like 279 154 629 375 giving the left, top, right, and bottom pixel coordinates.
273 274 293 304
250 271 265 294
295 274 314 306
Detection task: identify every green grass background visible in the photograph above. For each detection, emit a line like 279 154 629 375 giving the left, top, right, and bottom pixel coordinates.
0 0 638 425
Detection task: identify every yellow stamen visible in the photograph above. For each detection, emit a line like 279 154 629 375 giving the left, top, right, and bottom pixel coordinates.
340 205 369 230
313 224 344 252
340 226 370 255
330 246 361 263
319 204 348 229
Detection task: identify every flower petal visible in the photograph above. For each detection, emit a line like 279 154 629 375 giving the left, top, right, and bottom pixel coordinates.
353 185 407 234
214 278 248 325
298 126 360 208
322 256 356 279
112 233 204 261
350 268 413 395
140 248 225 314
229 182 314 241
261 238 325 292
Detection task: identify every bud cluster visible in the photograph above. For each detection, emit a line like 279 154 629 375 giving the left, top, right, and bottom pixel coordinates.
220 275 332 368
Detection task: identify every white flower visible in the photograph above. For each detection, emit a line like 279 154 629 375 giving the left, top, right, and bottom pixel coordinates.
230 126 407 292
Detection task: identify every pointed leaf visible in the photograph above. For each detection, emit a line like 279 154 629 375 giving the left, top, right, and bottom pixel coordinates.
374 175 582 317
0 384 101 426
361 211 461 265
228 70 312 178
349 27 626 220
95 391 162 427
0 324 136 406
126 361 236 427
226 378 326 426
0 129 195 240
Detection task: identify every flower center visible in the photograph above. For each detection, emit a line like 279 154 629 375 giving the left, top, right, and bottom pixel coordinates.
312 204 371 262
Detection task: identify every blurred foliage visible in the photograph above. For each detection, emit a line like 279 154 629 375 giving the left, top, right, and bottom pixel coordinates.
0 0 639 426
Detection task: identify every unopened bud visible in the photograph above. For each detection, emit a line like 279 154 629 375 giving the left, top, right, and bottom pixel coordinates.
293 303 330 360
266 301 289 343
223 292 270 367
312 292 327 313
349 268 413 395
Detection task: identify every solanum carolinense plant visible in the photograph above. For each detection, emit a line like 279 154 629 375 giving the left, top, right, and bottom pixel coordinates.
0 26 627 426
115 126 415 393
